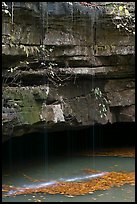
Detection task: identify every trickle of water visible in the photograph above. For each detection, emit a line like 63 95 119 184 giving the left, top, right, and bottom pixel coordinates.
44 133 49 177
11 2 14 27
46 2 49 33
91 74 96 169
9 138 13 172
71 2 74 23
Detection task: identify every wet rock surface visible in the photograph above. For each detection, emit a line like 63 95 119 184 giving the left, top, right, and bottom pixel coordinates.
2 2 135 141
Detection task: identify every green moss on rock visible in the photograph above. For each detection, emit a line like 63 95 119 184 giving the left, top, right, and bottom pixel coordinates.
3 87 47 125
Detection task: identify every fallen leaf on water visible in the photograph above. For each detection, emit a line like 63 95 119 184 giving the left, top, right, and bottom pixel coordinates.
2 189 8 192
34 199 42 202
2 171 135 197
81 147 135 157
89 192 93 194
98 194 104 196
66 195 75 197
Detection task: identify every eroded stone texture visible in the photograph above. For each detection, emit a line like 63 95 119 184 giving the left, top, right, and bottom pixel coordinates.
41 104 65 123
2 2 135 141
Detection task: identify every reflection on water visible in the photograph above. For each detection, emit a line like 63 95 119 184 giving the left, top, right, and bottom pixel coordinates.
2 154 135 202
2 125 135 202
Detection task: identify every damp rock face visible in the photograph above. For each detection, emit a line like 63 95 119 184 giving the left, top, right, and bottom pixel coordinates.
2 2 135 141
40 104 65 123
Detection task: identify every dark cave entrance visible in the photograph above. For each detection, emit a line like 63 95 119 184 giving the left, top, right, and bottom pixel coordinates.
2 122 135 165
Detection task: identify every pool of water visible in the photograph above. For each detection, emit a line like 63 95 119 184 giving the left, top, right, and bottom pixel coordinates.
2 155 135 202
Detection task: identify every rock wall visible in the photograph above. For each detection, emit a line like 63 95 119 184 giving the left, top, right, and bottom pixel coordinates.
2 2 135 142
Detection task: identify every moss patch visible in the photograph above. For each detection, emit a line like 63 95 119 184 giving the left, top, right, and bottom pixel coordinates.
3 87 47 125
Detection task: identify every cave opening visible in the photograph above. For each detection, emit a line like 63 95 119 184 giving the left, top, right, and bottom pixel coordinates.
2 122 135 165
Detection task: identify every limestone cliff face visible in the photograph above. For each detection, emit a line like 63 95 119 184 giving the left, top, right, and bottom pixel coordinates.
2 2 135 142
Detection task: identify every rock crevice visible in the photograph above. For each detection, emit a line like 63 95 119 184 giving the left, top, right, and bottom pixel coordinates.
2 2 135 141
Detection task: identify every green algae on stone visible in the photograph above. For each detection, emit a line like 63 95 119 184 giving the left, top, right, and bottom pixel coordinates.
3 87 47 125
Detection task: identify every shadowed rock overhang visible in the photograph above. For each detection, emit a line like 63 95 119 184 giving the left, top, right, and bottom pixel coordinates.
2 2 135 142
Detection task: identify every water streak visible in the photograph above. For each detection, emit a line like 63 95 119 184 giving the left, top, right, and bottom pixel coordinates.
5 172 108 196
59 172 107 182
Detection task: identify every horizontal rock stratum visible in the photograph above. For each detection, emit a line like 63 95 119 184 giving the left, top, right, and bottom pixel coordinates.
2 2 135 142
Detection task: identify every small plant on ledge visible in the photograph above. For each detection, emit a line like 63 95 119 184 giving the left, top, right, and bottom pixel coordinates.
91 87 110 118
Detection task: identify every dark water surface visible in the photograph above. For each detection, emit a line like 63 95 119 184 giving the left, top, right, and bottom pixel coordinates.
2 154 135 202
2 124 135 202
